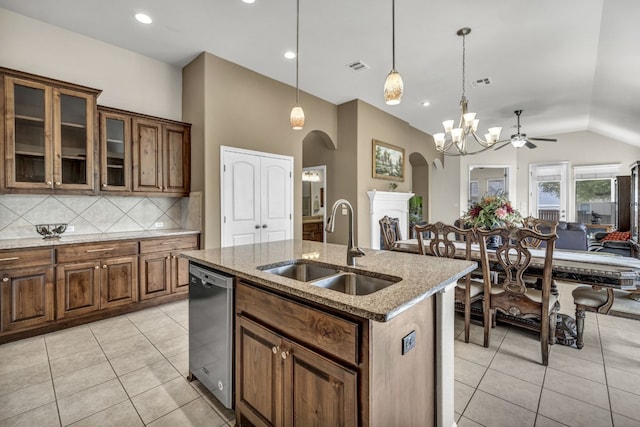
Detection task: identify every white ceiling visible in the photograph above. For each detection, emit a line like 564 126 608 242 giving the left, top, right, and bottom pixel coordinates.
2 0 640 147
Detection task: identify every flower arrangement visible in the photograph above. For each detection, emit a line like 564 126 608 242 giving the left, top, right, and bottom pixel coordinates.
464 194 522 229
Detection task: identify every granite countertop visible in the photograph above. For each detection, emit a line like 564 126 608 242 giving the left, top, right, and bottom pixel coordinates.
181 239 476 322
0 229 201 250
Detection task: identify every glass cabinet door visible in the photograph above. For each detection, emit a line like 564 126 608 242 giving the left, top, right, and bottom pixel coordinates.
55 89 94 190
5 78 53 189
99 110 131 191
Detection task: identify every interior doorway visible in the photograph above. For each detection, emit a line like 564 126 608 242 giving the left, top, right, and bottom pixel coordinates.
302 166 326 242
529 162 569 222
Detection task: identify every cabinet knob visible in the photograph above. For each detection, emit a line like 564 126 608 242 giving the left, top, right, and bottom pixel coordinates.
2 277 8 282
272 346 279 354
46 181 52 186
281 350 290 360
94 265 100 270
55 181 61 186
255 225 261 229
166 256 171 260
164 186 168 190
172 255 177 259
102 265 107 269
262 224 268 229
102 183 107 188
158 186 162 189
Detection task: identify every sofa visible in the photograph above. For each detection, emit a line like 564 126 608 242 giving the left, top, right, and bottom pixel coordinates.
538 221 589 251
588 231 632 257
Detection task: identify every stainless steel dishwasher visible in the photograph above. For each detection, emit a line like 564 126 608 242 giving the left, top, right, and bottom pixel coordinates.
188 262 234 409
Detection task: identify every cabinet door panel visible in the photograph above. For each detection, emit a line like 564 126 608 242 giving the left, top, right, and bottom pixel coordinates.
236 316 282 427
101 256 138 309
284 339 358 427
171 253 190 294
99 109 131 191
139 253 171 300
56 262 100 319
1 266 54 332
163 124 190 194
133 118 162 192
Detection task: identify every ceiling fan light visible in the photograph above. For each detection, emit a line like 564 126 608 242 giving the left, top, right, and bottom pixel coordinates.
511 135 527 148
290 105 305 130
384 70 403 105
442 120 455 133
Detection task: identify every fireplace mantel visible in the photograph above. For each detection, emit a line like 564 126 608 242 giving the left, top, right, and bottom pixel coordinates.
367 190 414 250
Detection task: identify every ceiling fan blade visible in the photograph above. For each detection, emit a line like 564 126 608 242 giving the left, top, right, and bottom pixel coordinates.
493 141 511 151
529 137 557 142
525 141 537 149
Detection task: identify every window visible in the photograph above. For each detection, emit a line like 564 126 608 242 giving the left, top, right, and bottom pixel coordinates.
573 164 621 225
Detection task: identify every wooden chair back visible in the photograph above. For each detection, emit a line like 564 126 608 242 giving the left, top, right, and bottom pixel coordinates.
414 221 474 260
379 216 402 250
521 216 558 248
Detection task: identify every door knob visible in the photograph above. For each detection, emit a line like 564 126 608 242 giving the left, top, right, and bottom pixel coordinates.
255 225 261 229
262 224 267 228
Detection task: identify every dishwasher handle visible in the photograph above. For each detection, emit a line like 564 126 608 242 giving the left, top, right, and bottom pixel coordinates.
190 264 234 290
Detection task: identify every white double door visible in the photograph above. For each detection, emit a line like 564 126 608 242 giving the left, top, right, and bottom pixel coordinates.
221 147 293 247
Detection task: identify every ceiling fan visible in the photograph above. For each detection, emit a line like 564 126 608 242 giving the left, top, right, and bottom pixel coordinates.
494 110 557 150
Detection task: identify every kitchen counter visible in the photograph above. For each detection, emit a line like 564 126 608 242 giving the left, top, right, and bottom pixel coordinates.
0 229 200 250
181 239 475 322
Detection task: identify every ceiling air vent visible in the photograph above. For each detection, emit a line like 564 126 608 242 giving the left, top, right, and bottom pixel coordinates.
470 77 492 88
346 60 370 72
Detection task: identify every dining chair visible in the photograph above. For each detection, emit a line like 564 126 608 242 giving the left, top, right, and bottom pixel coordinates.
379 216 402 250
521 216 559 248
415 221 488 346
477 225 558 365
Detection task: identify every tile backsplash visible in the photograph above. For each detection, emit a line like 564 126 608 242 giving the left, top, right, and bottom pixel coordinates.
0 193 201 240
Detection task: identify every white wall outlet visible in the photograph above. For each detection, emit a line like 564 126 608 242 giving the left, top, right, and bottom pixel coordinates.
154 222 164 228
341 207 348 215
66 225 75 232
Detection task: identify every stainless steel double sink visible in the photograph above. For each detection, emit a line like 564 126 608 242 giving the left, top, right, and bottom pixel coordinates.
257 260 401 296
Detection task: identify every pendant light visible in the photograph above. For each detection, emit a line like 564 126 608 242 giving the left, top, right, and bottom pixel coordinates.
383 0 403 105
290 0 305 130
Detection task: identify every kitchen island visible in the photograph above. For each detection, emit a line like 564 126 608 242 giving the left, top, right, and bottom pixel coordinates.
181 239 476 427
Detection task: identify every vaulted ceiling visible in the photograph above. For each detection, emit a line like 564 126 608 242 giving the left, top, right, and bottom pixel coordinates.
2 0 639 147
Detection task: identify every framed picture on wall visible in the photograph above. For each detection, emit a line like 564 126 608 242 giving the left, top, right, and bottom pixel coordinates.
487 178 505 195
372 139 404 182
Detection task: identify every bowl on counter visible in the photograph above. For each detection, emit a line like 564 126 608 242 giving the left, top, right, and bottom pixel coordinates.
35 223 68 239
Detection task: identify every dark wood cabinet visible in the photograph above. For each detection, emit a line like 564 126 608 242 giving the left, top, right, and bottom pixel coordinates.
616 175 631 232
56 242 139 319
139 235 199 300
99 107 131 192
132 117 190 196
2 68 99 193
630 162 640 257
302 221 324 242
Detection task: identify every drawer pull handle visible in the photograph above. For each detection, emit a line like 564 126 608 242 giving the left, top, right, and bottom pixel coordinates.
0 257 20 262
281 350 290 360
86 248 114 253
2 277 9 282
94 266 100 270
272 346 279 354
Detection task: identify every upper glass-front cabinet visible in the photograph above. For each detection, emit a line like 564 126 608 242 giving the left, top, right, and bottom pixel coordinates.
99 108 131 192
3 71 99 191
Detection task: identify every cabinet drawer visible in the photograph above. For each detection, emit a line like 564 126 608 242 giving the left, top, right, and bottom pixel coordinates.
140 235 199 253
236 282 358 365
303 222 322 232
0 248 53 269
57 241 138 263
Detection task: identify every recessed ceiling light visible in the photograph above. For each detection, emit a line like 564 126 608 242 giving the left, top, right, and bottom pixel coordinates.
284 51 296 59
421 101 431 107
135 13 152 24
242 0 256 4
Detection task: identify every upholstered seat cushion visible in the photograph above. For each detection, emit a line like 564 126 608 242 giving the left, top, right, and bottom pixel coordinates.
491 282 559 312
456 277 484 298
572 286 640 315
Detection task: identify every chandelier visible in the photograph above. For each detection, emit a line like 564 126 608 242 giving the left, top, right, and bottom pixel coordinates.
433 28 502 156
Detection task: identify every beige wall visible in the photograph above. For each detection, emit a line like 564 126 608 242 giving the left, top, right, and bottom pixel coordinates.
0 9 182 120
183 52 338 249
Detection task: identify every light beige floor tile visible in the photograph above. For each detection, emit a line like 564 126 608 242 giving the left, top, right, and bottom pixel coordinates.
543 368 609 410
598 324 640 343
45 329 101 361
597 313 640 331
454 380 475 414
0 347 48 376
69 400 143 427
109 344 165 377
534 414 567 427
131 376 199 424
154 333 189 358
0 402 60 427
57 378 128 426
457 416 484 427
128 311 177 334
148 397 226 427
53 360 116 398
550 337 602 364
454 356 486 388
167 311 189 327
547 348 606 384
119 359 180 397
606 365 640 396
0 336 45 360
100 333 154 359
489 351 546 386
0 361 51 397
127 307 162 321
478 368 542 412
603 349 640 378
189 380 236 423
464 390 536 427
538 388 612 427
599 336 640 360
142 321 187 344
454 339 498 368
609 387 640 422
0 380 55 421
90 318 141 344
167 350 189 377
49 346 107 378
612 412 640 427
498 329 547 363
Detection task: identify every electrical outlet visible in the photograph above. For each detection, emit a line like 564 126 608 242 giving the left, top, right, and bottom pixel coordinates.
402 330 416 355
341 207 348 215
154 222 164 228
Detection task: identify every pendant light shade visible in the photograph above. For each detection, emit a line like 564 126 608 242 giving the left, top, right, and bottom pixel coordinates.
384 0 403 105
291 0 304 130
